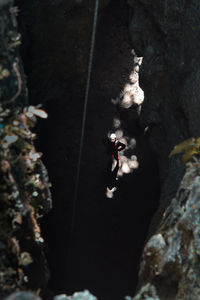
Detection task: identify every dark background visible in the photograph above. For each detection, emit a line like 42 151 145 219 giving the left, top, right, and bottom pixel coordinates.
16 0 161 299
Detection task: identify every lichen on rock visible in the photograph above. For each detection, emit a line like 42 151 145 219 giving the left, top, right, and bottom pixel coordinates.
134 159 200 299
133 283 159 300
0 1 52 298
54 290 97 300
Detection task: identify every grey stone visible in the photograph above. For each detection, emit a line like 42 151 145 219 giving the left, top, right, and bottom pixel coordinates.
0 0 12 8
54 290 97 300
135 162 200 299
5 291 41 300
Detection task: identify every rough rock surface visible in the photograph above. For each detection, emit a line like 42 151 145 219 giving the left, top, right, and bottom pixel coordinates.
6 290 96 300
16 0 111 103
5 291 41 300
133 158 200 299
4 0 200 299
0 1 52 298
128 0 200 210
54 290 97 300
127 1 200 299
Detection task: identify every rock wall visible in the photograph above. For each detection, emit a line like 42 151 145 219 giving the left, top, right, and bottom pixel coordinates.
0 1 52 298
3 0 200 299
133 159 200 300
16 0 111 104
128 0 200 299
128 0 200 209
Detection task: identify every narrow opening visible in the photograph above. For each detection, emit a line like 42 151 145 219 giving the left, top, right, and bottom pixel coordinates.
16 0 161 299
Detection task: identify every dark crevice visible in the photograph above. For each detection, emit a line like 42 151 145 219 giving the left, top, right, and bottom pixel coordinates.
16 0 161 299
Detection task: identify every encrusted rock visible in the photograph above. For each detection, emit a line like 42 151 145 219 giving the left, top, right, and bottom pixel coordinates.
54 290 97 300
0 1 52 297
5 291 41 300
133 283 159 300
128 0 200 209
134 161 200 299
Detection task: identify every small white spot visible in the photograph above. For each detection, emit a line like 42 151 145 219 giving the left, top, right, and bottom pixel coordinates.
129 160 139 169
122 162 130 174
113 118 121 129
115 130 123 139
32 191 38 197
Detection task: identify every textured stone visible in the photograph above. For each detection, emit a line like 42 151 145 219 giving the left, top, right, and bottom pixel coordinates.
126 4 200 298
133 283 159 300
128 0 200 208
134 161 200 299
54 290 97 300
0 0 12 8
0 2 52 297
17 0 111 106
11 1 200 299
5 291 41 300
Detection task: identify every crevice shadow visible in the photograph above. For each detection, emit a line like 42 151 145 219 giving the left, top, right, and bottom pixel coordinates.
106 159 119 190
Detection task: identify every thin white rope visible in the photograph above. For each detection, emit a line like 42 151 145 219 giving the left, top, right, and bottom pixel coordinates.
68 0 99 258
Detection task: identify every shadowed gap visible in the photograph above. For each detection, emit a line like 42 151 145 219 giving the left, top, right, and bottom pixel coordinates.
16 0 161 299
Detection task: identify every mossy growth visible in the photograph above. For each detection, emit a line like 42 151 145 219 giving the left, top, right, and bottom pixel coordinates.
0 105 52 293
169 137 200 164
